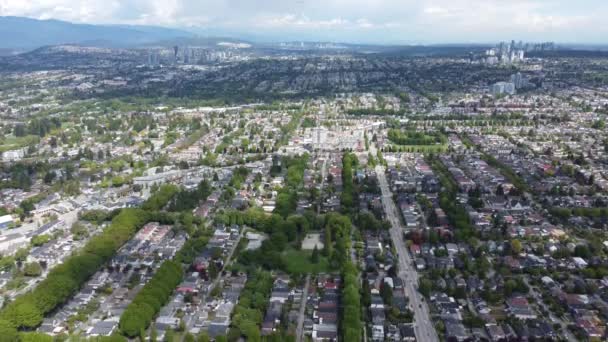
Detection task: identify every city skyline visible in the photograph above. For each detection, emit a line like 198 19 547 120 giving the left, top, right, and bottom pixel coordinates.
1 0 607 44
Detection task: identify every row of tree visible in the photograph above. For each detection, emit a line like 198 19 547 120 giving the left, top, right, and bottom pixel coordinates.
341 261 362 341
119 260 184 337
480 153 529 193
550 207 608 219
229 270 274 341
0 209 150 329
142 184 179 211
340 153 357 213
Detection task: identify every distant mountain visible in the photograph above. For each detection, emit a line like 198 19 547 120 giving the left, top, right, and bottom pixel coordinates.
0 16 196 50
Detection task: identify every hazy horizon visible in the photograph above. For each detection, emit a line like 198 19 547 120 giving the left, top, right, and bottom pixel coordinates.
1 0 607 45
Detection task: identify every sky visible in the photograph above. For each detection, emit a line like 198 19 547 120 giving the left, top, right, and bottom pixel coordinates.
0 0 606 44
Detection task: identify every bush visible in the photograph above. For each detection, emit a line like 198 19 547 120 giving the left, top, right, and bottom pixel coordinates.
23 262 42 277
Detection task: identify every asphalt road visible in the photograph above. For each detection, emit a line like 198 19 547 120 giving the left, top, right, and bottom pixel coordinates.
295 274 310 342
375 164 439 342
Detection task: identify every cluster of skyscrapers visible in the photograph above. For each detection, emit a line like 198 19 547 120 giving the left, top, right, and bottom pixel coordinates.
483 40 557 65
146 46 235 67
491 72 531 96
484 41 525 65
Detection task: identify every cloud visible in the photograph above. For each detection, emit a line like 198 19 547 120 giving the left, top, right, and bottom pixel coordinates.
0 0 606 43
259 14 350 30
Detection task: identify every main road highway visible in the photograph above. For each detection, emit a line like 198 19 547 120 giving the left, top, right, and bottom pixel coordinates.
375 164 439 342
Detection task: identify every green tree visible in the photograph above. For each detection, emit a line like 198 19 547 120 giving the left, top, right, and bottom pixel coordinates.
380 282 393 305
70 222 88 240
150 324 158 342
19 332 53 342
197 333 210 342
30 235 51 247
164 329 175 342
23 262 42 277
311 245 319 263
323 226 332 257
511 239 522 255
5 301 42 329
574 245 591 259
419 278 433 297
0 320 18 342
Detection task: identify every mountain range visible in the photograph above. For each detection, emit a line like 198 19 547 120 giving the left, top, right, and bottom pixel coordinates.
0 16 196 51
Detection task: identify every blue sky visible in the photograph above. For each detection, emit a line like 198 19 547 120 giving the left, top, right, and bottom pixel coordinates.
0 0 606 44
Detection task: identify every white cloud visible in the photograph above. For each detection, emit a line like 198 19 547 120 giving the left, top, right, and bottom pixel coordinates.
355 18 374 29
260 14 350 30
0 0 606 43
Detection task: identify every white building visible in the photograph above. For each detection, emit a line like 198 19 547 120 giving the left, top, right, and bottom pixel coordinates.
0 215 13 229
491 82 516 96
0 233 28 255
2 148 27 162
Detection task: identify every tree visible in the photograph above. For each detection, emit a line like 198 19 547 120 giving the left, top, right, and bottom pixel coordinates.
574 245 591 259
150 324 158 342
43 171 56 185
19 332 53 342
5 301 42 329
197 333 210 342
23 262 42 277
164 329 175 342
511 239 522 255
0 320 17 342
70 222 88 240
323 226 332 257
380 282 393 305
14 248 29 263
311 246 319 264
30 235 51 247
419 278 433 297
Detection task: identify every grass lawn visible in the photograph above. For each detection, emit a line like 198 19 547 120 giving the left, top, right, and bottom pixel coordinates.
282 249 333 275
0 135 39 153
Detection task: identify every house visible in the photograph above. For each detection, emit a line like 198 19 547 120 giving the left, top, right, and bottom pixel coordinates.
86 320 117 337
507 296 537 320
156 316 180 331
445 243 459 256
0 215 13 229
572 257 588 269
399 324 416 341
371 324 384 342
270 288 290 303
415 258 426 270
208 317 231 337
445 319 468 341
313 323 338 341
0 233 27 255
485 323 506 341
